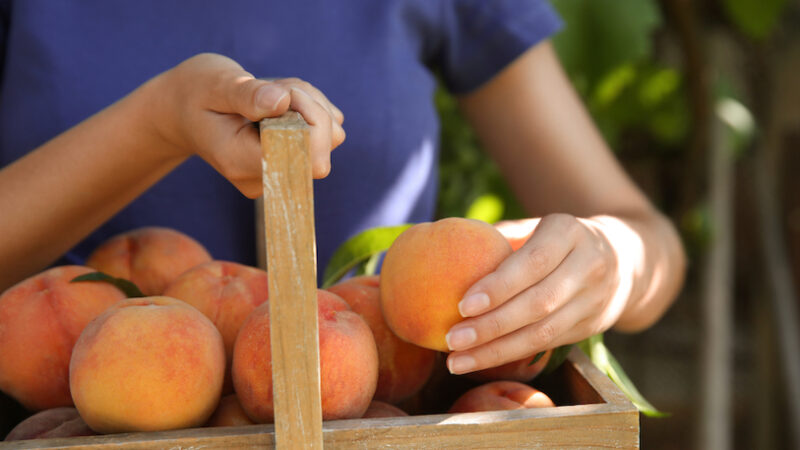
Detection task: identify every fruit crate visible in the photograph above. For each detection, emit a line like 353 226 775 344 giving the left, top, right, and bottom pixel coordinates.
1 349 639 449
0 113 639 449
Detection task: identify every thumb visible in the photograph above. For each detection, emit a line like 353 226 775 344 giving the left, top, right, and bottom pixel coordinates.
218 77 291 122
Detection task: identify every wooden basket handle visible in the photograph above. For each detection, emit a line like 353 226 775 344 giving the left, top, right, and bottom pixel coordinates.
260 111 323 449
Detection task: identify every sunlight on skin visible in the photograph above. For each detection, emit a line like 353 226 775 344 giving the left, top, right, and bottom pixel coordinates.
586 216 645 330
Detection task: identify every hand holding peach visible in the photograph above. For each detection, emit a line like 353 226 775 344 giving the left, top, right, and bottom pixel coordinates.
444 214 629 375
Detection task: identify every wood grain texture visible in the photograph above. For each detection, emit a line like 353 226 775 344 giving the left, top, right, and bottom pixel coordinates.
5 350 639 449
259 111 322 449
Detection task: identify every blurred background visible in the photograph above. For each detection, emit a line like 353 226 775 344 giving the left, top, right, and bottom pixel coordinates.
436 0 800 448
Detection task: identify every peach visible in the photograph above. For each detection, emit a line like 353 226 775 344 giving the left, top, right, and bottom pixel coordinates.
362 401 409 418
328 275 435 404
0 266 126 411
448 381 555 413
69 296 225 433
86 227 212 295
4 407 95 441
232 290 378 423
468 350 552 383
380 218 512 351
205 395 254 427
163 261 268 393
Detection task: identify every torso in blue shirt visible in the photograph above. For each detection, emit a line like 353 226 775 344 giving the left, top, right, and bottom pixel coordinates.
0 0 560 281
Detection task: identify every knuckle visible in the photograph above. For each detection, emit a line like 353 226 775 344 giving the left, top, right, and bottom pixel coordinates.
486 345 507 366
485 314 506 338
529 322 557 346
522 245 549 272
535 286 560 317
587 254 609 280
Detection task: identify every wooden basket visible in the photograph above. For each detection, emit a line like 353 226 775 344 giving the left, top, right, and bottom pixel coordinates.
1 113 639 449
1 349 639 449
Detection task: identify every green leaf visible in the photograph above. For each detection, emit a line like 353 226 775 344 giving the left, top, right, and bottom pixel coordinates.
550 0 661 89
581 334 668 417
322 225 412 288
530 351 546 366
71 272 146 298
465 194 505 224
722 0 786 41
542 344 574 374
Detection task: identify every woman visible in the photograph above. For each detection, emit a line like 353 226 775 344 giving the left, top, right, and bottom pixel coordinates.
0 0 685 374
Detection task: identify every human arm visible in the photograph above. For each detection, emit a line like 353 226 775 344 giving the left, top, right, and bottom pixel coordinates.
444 41 686 374
0 53 344 292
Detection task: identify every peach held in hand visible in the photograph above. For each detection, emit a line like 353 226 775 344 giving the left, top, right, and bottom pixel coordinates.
232 290 379 423
87 226 212 295
0 266 126 411
380 218 512 352
69 297 225 433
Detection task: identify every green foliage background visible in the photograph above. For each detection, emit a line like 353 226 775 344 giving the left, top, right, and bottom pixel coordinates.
436 0 687 223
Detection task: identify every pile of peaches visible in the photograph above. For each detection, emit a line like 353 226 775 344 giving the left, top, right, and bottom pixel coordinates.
0 218 555 442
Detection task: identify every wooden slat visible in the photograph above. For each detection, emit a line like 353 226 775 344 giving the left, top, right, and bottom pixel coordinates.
3 351 639 449
259 112 322 449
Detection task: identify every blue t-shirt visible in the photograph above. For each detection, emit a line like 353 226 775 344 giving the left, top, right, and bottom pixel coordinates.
0 1 560 281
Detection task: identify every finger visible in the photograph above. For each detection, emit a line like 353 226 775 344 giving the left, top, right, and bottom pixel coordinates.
290 87 333 178
200 113 265 198
446 248 592 352
446 294 596 374
274 78 344 125
458 214 580 318
210 74 291 122
275 79 346 147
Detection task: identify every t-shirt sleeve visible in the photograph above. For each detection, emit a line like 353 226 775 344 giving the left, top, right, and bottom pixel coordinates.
435 0 562 94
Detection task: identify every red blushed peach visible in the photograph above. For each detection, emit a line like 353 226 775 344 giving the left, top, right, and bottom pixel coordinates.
4 407 96 441
380 218 512 352
86 227 212 295
468 350 552 383
163 261 269 393
69 297 225 434
0 266 126 411
362 401 409 418
205 395 254 427
448 381 555 413
232 290 378 423
328 275 435 404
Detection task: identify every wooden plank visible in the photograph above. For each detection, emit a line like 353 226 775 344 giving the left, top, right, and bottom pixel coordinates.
3 351 638 449
259 112 322 449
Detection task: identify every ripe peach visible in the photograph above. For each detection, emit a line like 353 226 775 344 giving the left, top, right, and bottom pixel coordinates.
4 407 95 441
0 266 126 411
69 297 225 433
362 401 409 418
163 261 269 393
468 350 552 383
328 275 435 404
86 227 212 295
205 395 254 427
380 218 512 351
448 381 555 413
232 290 378 423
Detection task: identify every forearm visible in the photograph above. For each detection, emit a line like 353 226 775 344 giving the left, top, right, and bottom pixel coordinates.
0 79 185 291
589 209 686 332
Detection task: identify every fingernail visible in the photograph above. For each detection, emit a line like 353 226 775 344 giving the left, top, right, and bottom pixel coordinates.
255 85 287 112
448 355 476 374
458 292 490 317
446 327 477 350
